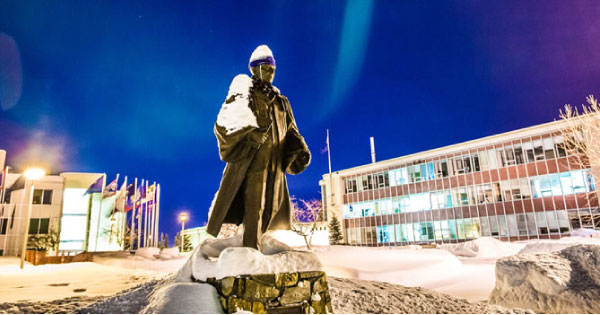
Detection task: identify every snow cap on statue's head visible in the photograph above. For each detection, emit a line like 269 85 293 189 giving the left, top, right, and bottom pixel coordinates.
249 45 276 69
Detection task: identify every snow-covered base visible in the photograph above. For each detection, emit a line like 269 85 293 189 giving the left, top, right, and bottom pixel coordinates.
141 282 223 314
489 244 600 313
570 228 600 238
193 239 322 281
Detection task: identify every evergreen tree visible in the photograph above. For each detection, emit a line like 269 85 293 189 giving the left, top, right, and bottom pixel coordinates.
164 233 170 248
175 231 193 252
328 214 343 245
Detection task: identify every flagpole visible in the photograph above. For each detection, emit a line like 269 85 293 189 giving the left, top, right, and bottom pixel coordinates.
156 184 161 248
137 179 143 249
152 181 157 247
94 174 108 251
143 180 148 248
327 129 334 208
130 177 137 253
120 176 127 251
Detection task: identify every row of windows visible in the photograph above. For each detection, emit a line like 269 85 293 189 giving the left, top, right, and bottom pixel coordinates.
2 189 54 205
343 170 595 219
344 134 571 193
346 211 572 245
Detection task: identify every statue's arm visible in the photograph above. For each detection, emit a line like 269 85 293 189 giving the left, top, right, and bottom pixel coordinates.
282 97 311 174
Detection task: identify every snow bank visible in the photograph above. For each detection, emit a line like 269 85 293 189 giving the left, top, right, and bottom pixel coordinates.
267 230 329 247
135 247 161 260
440 237 525 259
489 244 600 313
517 236 600 255
156 247 180 260
216 74 258 134
141 282 223 314
193 247 323 281
571 228 600 238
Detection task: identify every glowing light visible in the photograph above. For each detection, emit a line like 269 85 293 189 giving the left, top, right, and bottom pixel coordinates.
178 212 189 223
24 167 46 180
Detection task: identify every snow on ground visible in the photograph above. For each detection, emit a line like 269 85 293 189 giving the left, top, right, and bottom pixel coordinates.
440 237 526 259
517 236 600 255
0 250 188 304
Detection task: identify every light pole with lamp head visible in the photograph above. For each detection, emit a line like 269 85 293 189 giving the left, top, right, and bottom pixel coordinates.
20 167 46 269
178 212 188 253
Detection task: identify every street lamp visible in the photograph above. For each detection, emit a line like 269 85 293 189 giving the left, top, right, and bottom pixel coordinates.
20 167 46 269
178 212 189 253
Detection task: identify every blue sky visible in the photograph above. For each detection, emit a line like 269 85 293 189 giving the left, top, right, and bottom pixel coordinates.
0 1 598 241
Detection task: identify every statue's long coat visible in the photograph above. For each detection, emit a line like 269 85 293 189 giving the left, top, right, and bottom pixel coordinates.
206 83 310 237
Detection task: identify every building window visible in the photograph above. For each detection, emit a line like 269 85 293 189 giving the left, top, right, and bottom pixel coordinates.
29 218 50 234
32 189 53 205
0 218 7 235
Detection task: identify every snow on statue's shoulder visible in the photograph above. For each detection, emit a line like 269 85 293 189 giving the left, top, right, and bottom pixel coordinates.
216 74 258 135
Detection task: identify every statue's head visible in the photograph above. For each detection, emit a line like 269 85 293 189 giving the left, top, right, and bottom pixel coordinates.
249 45 276 84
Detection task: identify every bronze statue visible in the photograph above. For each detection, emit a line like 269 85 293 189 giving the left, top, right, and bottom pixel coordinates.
207 45 311 251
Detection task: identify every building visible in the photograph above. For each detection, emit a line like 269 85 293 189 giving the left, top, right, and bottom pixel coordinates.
320 120 598 246
0 150 128 256
183 226 214 249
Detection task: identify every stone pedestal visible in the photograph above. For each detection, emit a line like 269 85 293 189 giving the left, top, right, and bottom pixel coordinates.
205 271 332 314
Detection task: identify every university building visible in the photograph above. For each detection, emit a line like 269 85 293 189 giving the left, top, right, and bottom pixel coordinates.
320 120 598 246
0 150 127 256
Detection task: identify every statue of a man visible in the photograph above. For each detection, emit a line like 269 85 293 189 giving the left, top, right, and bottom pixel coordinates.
206 45 311 251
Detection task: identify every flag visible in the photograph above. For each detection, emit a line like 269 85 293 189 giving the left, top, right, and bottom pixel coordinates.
124 183 135 212
320 130 329 154
140 181 147 200
115 179 128 212
103 176 119 198
84 175 104 196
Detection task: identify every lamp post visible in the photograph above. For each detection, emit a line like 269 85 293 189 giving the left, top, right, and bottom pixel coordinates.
178 212 188 253
20 167 46 269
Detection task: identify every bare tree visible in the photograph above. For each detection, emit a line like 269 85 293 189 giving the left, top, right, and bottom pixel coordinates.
291 197 323 250
560 95 600 190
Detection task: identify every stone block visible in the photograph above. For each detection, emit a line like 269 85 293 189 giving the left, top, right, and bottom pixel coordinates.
228 296 252 313
313 275 328 293
221 277 235 296
280 281 310 304
243 279 280 299
275 272 299 287
252 274 276 286
299 271 322 280
252 301 266 314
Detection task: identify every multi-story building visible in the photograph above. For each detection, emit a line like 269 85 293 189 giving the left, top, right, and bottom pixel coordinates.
320 120 598 246
0 150 128 256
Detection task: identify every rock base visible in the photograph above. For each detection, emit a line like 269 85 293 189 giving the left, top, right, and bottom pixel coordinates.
489 244 600 313
205 271 333 314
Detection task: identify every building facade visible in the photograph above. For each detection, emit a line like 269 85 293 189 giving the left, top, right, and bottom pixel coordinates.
0 156 127 256
320 120 599 246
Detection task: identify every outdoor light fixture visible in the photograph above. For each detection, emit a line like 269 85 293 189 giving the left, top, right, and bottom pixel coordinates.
20 167 47 269
178 212 189 253
24 167 46 180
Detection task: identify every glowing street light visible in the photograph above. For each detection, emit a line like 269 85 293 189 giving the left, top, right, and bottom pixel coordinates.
178 212 189 253
20 167 46 269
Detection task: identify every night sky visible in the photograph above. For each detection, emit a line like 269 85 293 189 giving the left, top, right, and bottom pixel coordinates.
0 1 599 242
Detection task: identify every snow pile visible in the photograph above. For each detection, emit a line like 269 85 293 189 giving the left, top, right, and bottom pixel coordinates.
571 228 600 238
267 230 329 247
156 247 180 260
517 236 600 255
216 74 258 134
200 234 291 258
489 244 600 313
440 237 525 259
141 282 222 314
135 247 161 259
193 247 322 281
